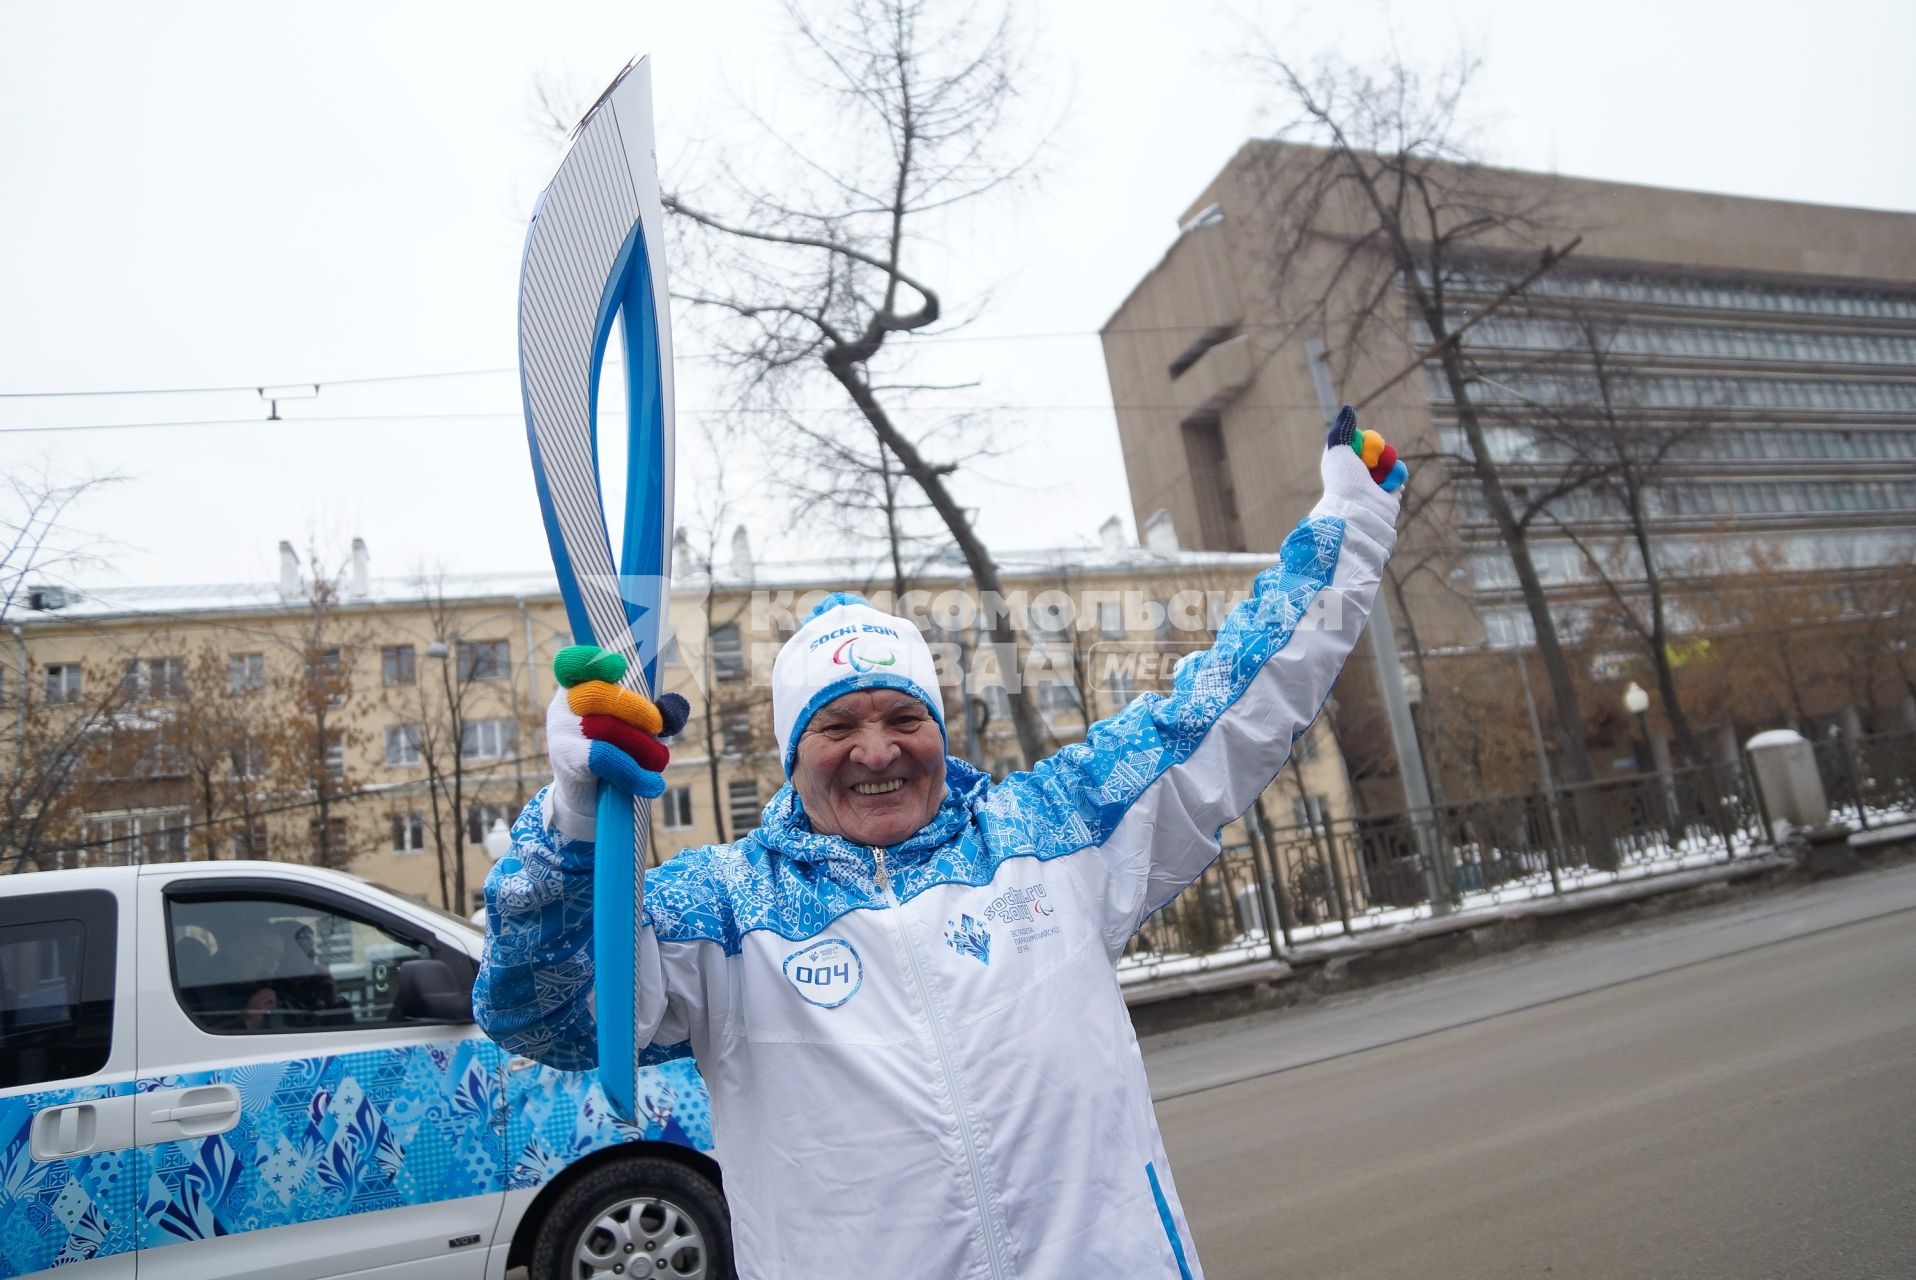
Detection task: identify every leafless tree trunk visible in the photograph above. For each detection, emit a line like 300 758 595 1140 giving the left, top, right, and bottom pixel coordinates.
1495 309 1711 762
659 0 1051 766
1 467 136 871
1248 46 1597 784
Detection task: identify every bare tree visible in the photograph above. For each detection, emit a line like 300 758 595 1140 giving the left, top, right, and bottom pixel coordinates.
0 467 141 872
260 546 371 870
660 0 1053 766
1247 44 1598 783
1469 308 1712 762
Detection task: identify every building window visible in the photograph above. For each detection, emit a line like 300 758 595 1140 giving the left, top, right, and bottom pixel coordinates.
230 822 268 858
466 803 512 847
230 739 267 780
381 645 416 686
660 786 693 830
727 780 760 833
314 648 346 707
720 705 754 754
460 718 518 761
710 625 746 682
1038 680 1081 722
86 810 189 865
322 734 345 778
227 652 265 694
390 813 427 853
120 656 185 699
311 817 350 863
44 664 83 705
1098 601 1124 639
385 724 422 767
458 639 510 682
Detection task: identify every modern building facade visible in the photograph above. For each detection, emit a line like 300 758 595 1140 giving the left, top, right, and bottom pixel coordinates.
1102 142 1916 762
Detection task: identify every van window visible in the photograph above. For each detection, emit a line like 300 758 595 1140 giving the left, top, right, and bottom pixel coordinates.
0 891 117 1088
169 896 434 1034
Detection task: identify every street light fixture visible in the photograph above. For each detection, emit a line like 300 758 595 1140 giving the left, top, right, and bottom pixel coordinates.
483 818 512 862
1623 681 1651 771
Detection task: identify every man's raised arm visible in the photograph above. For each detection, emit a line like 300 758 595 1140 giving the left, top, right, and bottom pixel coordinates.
989 408 1405 953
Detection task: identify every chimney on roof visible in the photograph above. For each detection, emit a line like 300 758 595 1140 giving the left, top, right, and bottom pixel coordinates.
277 541 302 600
1098 516 1126 558
730 525 754 581
349 537 370 599
1143 510 1180 557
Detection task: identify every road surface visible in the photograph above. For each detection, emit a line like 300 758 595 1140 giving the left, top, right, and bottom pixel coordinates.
1145 861 1916 1279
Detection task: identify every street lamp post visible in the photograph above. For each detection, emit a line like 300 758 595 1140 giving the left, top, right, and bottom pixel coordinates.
1623 680 1682 849
1623 681 1652 772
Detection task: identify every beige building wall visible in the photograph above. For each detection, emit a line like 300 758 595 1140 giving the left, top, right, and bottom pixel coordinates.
10 541 1357 906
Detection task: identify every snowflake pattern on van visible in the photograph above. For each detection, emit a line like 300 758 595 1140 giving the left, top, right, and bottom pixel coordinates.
0 1081 141 1275
0 1036 713 1273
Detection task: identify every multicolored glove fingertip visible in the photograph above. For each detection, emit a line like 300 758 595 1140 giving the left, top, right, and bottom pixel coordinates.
587 739 666 799
554 644 626 688
1326 404 1410 493
1324 404 1359 451
655 692 691 738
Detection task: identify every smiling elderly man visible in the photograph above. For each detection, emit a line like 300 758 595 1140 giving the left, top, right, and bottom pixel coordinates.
476 411 1407 1280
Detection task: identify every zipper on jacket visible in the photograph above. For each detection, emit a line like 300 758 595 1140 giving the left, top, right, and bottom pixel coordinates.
873 846 1012 1280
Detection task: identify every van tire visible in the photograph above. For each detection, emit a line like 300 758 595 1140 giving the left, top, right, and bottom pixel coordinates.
529 1154 734 1280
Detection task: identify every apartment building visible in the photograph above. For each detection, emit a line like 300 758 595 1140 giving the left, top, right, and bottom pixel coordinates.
7 526 1353 909
1102 142 1916 752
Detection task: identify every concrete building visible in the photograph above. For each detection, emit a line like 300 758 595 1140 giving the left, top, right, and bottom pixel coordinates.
1101 142 1916 763
6 529 1353 909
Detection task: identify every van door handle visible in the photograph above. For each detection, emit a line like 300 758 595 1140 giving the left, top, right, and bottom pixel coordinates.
150 1099 240 1124
140 1084 242 1140
29 1097 138 1161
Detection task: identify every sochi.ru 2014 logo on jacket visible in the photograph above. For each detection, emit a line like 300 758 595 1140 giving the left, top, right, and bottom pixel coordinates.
783 937 863 1007
944 914 992 965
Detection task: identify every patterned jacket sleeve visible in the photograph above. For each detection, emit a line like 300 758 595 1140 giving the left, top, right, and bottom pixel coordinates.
472 788 600 1071
986 473 1397 955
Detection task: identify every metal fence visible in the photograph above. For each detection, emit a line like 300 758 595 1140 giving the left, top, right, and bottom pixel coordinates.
1118 729 1916 983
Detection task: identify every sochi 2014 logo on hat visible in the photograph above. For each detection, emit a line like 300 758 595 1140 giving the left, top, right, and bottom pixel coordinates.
831 636 898 673
783 937 863 1007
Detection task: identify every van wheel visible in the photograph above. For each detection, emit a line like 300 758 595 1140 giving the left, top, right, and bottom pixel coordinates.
530 1155 733 1280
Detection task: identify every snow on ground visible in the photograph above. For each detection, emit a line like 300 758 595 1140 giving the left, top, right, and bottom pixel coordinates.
1113 802 1914 986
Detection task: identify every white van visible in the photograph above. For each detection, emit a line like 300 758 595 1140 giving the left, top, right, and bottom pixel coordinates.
0 861 732 1279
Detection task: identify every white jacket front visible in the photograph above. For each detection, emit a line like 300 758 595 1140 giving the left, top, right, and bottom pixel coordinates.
476 483 1398 1280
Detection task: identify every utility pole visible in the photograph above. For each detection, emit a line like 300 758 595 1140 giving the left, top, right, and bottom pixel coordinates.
1305 340 1453 914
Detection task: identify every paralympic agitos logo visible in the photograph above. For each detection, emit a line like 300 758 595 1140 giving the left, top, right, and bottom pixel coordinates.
831 637 898 673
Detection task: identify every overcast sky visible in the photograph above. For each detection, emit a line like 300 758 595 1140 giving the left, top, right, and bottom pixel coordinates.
4 0 1913 593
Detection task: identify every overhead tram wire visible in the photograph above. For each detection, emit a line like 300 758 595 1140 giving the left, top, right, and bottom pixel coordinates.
0 400 1386 437
0 318 1296 402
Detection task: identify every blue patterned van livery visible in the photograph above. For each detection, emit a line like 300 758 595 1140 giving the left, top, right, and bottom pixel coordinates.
507 1056 711 1188
0 1041 713 1276
0 1081 141 1274
136 1040 509 1251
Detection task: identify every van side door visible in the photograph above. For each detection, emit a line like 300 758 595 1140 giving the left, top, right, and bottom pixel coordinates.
132 874 506 1279
0 886 138 1279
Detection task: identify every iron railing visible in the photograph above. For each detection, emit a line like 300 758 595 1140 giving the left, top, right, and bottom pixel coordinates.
1118 732 1916 984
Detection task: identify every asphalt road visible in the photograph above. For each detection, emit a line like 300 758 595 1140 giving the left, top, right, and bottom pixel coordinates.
1144 862 1916 1280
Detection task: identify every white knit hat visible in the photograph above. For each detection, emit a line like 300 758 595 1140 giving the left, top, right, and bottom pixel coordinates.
772 593 946 775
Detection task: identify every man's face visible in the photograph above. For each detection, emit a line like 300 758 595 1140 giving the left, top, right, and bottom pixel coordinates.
792 689 946 847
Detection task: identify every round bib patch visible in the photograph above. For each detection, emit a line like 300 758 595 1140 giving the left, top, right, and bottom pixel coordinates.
783 937 863 1008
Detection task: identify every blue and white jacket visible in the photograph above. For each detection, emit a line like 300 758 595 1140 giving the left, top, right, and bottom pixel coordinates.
476 476 1397 1280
